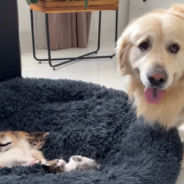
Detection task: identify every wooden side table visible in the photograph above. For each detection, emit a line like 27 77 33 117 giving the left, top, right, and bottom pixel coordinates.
30 0 119 70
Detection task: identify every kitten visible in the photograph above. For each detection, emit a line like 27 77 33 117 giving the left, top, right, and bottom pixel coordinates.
43 155 100 174
0 131 33 157
43 159 66 174
28 132 49 150
66 155 100 172
27 132 49 164
0 131 49 167
0 144 36 168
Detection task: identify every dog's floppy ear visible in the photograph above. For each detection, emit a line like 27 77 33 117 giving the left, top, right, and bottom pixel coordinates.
116 19 136 75
166 4 184 22
116 36 131 75
169 4 184 14
116 18 139 75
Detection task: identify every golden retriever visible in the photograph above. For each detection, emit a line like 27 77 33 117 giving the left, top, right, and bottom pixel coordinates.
116 4 184 168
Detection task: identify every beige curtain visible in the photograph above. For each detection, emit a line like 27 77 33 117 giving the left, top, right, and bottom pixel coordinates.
48 12 91 50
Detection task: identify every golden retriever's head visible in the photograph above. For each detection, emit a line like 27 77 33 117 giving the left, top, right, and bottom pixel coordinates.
117 4 184 127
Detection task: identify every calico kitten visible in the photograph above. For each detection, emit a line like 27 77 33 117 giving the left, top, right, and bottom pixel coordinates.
0 147 36 168
43 155 100 174
28 132 49 150
0 130 38 168
0 131 50 166
27 132 49 164
0 131 32 157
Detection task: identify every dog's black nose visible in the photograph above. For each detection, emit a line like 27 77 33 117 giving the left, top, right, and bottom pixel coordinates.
147 66 167 86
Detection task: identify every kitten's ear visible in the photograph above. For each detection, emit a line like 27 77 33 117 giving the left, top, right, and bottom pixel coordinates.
169 4 184 14
25 133 34 140
43 132 50 138
27 136 34 140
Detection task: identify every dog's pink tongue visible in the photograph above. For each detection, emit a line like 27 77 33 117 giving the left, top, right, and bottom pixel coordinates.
144 88 165 104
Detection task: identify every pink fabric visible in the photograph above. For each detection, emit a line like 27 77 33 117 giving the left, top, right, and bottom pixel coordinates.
48 12 91 50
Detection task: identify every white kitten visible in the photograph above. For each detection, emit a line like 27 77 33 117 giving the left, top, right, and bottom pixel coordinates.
45 155 100 173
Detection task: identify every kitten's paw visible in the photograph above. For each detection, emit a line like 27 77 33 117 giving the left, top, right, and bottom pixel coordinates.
43 159 57 166
45 159 66 168
41 160 47 165
29 161 37 166
24 158 38 166
56 159 66 167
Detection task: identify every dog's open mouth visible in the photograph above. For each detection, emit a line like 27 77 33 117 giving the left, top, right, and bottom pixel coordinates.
144 88 165 104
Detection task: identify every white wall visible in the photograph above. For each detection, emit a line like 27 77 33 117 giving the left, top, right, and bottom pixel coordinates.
17 1 32 52
118 0 130 36
18 0 130 52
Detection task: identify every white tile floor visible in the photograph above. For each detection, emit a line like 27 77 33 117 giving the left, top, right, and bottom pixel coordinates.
21 40 184 183
22 39 129 92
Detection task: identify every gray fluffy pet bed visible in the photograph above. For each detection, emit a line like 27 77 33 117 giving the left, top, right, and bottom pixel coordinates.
0 78 182 184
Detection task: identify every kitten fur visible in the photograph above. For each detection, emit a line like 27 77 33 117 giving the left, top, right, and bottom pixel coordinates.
0 147 36 168
0 131 49 167
43 159 66 174
0 131 32 157
43 155 100 174
28 132 49 164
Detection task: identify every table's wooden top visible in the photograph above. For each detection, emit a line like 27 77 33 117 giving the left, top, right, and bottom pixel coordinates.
30 0 119 13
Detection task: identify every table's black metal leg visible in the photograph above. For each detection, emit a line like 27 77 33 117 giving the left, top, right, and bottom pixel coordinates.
44 12 103 69
45 13 82 69
30 10 118 70
115 10 118 44
45 13 53 69
31 10 53 63
31 10 75 63
110 9 118 58
30 10 38 63
31 10 43 63
95 11 101 54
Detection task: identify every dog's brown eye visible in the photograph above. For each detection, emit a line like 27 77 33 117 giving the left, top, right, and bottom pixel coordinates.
170 44 179 54
139 42 149 51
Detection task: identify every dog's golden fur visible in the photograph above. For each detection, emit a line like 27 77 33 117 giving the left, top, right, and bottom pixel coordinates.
117 4 184 128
